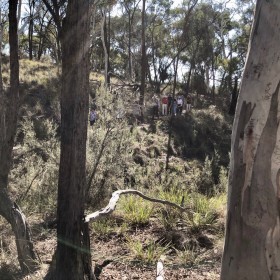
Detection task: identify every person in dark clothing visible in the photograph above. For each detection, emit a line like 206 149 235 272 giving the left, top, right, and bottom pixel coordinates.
167 94 173 115
89 109 97 127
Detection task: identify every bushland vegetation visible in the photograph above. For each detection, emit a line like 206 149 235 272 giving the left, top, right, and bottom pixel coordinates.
0 58 232 279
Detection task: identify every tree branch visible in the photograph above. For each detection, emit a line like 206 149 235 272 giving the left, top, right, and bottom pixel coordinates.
156 260 164 280
85 189 189 223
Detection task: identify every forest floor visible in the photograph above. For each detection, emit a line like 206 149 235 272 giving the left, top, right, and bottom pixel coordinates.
0 213 223 280
33 220 222 280
93 228 222 280
0 60 230 279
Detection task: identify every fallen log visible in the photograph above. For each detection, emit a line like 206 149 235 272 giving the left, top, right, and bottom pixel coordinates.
156 260 164 280
84 189 189 223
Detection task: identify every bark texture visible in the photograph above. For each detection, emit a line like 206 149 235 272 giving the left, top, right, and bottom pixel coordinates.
54 0 93 279
221 1 280 279
0 0 37 272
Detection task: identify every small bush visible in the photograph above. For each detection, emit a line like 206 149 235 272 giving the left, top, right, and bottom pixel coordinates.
10 118 60 214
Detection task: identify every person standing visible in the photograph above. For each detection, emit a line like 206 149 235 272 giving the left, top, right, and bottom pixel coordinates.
89 108 97 128
167 94 173 115
186 95 192 111
172 97 177 116
152 94 160 119
161 95 168 115
177 94 184 115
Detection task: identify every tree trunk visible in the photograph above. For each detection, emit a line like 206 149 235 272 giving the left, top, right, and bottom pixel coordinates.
139 0 146 106
101 9 110 91
228 76 238 115
0 7 3 95
185 62 193 95
28 18 34 60
128 10 132 80
165 57 179 171
221 1 280 279
53 0 94 279
0 0 37 272
37 12 49 60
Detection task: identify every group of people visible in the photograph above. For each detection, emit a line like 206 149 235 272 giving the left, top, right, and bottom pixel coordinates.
90 92 192 125
152 93 192 119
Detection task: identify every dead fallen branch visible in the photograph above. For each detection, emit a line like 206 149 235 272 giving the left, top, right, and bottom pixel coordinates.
156 260 164 280
84 189 189 223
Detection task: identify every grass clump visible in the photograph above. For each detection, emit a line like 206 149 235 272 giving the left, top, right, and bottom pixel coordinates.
126 238 170 264
187 193 226 232
118 195 154 227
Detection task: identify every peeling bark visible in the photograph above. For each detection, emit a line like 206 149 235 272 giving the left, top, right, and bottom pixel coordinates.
221 1 280 279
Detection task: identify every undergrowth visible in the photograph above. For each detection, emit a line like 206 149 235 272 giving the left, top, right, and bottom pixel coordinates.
1 59 232 276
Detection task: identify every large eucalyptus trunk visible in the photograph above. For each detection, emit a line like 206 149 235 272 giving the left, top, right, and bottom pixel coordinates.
53 0 94 279
0 0 37 272
221 1 280 279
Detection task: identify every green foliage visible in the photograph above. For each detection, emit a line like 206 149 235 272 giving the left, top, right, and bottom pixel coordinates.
155 187 185 229
216 166 229 194
92 220 116 236
2 57 232 278
86 87 134 209
92 218 128 237
118 195 154 226
126 238 170 264
195 156 214 196
10 117 60 214
175 245 198 265
172 106 231 167
187 193 226 232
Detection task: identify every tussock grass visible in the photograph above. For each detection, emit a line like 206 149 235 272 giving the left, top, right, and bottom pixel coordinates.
126 238 170 264
118 195 154 226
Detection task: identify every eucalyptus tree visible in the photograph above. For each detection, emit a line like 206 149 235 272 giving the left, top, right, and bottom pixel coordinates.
35 6 54 60
178 1 215 95
120 0 141 80
41 0 67 62
228 0 255 75
27 0 35 59
211 4 241 95
147 0 199 95
221 1 280 279
18 0 61 61
146 0 172 92
41 0 94 278
0 0 37 272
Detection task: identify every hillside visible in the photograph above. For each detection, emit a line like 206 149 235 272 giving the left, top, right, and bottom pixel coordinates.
0 59 233 280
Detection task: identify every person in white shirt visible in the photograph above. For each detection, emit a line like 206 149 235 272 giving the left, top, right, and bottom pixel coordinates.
177 95 184 115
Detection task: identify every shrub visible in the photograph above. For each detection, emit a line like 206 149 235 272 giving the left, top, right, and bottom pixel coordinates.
10 118 60 214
